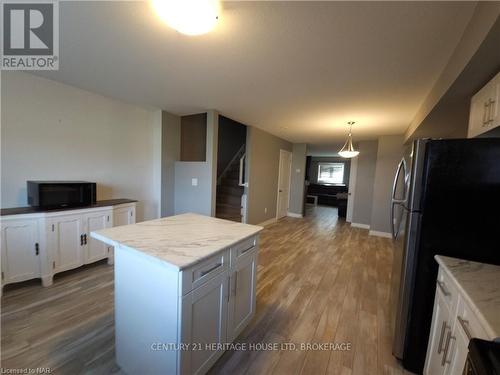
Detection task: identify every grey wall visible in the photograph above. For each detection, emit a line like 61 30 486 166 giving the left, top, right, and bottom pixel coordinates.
174 111 218 216
245 127 292 225
308 157 351 186
161 111 180 217
351 140 378 226
370 136 405 234
1 72 161 221
289 143 307 216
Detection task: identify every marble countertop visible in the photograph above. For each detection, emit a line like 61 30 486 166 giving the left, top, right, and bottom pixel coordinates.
435 255 500 339
91 213 263 270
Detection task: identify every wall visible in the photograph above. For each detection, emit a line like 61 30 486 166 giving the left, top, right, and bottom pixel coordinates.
174 111 218 216
307 157 351 186
288 143 307 216
180 113 207 161
217 116 246 176
351 140 378 226
1 72 161 221
161 111 180 217
370 136 405 235
245 127 292 225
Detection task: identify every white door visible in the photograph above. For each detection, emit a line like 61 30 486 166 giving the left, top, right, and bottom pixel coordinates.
227 249 257 342
181 271 228 375
84 210 112 263
346 157 358 222
113 205 135 227
424 287 451 375
49 214 85 273
1 219 40 283
276 149 292 219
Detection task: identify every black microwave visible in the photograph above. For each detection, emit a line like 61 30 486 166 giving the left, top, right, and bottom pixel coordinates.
27 181 96 209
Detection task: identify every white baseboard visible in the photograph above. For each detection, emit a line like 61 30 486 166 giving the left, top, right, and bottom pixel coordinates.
287 212 303 218
257 218 277 227
350 222 370 229
369 230 392 238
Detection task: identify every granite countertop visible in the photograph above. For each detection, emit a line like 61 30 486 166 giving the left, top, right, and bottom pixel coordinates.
435 255 500 339
91 213 263 270
0 199 137 216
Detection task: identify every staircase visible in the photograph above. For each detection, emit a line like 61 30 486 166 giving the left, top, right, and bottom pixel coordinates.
216 149 245 222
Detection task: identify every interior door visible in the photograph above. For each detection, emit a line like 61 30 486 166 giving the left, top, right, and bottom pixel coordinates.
277 149 292 219
346 156 358 222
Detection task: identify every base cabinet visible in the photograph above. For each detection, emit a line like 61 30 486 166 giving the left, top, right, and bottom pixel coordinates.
0 219 40 284
1 202 136 291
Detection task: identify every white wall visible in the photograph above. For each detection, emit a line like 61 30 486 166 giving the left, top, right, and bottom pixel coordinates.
370 135 405 235
1 72 161 221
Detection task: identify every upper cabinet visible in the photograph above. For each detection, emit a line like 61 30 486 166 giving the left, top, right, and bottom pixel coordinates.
468 71 500 138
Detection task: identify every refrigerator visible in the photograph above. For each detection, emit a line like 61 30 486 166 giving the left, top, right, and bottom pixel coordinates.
389 138 500 373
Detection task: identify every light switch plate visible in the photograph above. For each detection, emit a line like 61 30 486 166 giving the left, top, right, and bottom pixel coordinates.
191 178 198 186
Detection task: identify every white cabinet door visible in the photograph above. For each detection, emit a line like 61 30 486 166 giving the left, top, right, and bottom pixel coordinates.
84 210 112 263
113 205 135 227
49 214 84 273
468 72 500 138
444 319 469 375
227 249 257 342
1 219 40 283
181 271 228 375
424 287 451 375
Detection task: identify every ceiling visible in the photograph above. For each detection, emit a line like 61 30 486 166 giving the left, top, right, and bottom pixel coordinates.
33 1 477 143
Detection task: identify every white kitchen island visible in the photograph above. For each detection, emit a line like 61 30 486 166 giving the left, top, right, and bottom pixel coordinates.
91 213 263 375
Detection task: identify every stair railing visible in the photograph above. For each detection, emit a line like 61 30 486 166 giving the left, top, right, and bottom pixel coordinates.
217 144 246 186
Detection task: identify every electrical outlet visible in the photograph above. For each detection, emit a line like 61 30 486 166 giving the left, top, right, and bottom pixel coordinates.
191 178 198 186
264 207 267 214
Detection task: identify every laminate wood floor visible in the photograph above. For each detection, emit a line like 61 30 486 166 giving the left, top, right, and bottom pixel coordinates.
1 206 410 374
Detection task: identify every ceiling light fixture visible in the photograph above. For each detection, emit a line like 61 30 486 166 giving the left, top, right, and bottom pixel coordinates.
151 0 220 36
338 121 360 158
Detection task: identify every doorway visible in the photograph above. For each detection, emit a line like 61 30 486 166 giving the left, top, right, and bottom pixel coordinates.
276 149 292 219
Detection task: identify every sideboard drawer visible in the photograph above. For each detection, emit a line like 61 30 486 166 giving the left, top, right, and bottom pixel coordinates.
181 250 229 295
230 235 257 267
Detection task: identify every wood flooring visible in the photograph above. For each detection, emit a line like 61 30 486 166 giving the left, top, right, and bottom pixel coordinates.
1 206 410 374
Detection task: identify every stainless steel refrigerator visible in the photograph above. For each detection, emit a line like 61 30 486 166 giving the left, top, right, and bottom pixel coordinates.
389 138 500 373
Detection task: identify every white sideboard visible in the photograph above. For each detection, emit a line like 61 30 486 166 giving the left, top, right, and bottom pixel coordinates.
0 200 136 294
424 256 500 375
468 71 500 138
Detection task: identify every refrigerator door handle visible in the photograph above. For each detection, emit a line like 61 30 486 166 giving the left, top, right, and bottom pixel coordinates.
392 158 408 202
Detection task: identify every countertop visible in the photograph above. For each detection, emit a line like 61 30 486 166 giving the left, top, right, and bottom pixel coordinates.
91 213 263 270
435 255 500 339
0 199 137 216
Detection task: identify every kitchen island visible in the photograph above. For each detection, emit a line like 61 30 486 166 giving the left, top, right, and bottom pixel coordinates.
91 213 263 375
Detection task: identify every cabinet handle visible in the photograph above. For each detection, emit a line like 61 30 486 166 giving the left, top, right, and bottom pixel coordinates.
441 330 453 366
240 245 254 255
84 234 88 245
457 316 472 340
437 321 447 354
437 280 450 297
35 243 39 256
483 101 490 125
80 234 84 246
232 272 238 296
200 262 222 277
489 99 496 122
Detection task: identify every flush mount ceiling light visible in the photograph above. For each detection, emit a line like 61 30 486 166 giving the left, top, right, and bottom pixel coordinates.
338 121 360 158
151 0 220 36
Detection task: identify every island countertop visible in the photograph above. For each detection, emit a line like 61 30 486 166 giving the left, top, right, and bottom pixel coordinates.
435 255 500 339
91 213 263 270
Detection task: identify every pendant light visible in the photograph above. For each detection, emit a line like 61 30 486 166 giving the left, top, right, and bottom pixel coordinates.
338 121 359 158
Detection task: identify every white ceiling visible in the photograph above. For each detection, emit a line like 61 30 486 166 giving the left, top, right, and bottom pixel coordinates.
34 1 476 143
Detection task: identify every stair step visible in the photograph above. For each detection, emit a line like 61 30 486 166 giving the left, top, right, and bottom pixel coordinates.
216 203 241 215
217 194 241 205
218 186 244 196
216 213 242 222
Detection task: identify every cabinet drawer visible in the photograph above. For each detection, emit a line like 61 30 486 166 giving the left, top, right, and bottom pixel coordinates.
437 268 458 312
230 236 257 267
181 250 229 295
455 295 489 341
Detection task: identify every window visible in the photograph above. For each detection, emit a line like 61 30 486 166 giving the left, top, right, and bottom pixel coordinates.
317 163 345 184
